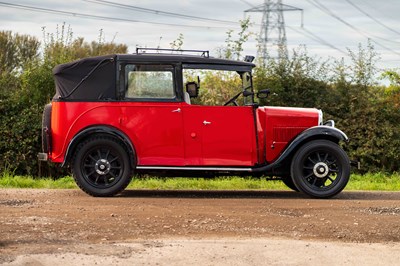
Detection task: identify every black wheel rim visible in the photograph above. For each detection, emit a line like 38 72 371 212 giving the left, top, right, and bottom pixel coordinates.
80 146 124 189
300 150 341 191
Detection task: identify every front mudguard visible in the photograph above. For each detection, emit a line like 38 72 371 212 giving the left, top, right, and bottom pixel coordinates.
252 125 349 174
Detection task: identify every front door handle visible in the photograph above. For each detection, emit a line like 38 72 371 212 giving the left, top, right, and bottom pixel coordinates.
203 120 211 125
172 108 181 113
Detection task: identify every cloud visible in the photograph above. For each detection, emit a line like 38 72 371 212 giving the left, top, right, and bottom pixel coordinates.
0 0 399 69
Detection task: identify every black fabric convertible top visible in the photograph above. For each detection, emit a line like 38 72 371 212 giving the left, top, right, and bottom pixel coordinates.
53 54 117 100
52 53 255 101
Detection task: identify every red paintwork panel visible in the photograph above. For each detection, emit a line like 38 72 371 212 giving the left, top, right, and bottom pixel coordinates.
49 102 318 167
182 105 256 166
120 103 185 166
50 102 123 163
261 107 319 162
50 101 257 166
50 101 186 166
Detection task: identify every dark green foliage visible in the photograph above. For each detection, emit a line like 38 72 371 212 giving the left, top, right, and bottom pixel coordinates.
0 100 42 175
0 31 40 75
253 43 399 173
253 46 330 109
0 26 127 177
0 25 398 177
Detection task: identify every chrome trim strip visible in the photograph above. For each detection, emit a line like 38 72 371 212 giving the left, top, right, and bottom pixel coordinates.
310 125 348 141
318 109 323 125
136 166 253 172
37 153 48 161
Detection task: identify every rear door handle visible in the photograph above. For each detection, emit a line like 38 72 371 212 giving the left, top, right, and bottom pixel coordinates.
172 108 181 113
203 120 211 125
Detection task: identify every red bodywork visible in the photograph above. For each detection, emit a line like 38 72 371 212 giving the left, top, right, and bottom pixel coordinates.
50 101 319 167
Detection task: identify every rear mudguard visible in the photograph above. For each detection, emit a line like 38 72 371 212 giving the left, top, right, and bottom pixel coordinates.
62 125 136 168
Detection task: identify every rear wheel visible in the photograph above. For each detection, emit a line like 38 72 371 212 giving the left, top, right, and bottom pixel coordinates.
291 140 350 198
41 104 52 153
72 136 133 197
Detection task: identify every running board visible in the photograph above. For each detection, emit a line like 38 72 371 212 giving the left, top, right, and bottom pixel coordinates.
136 166 253 172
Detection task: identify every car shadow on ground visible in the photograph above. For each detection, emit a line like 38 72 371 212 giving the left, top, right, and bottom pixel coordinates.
119 190 400 200
120 189 306 199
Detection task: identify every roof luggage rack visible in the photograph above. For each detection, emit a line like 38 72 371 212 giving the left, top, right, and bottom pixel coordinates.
136 47 209 58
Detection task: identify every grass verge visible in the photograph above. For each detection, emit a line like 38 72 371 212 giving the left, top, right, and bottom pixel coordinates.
0 172 398 191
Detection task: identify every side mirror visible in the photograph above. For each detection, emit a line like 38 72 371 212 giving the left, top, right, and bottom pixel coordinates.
186 82 199 98
243 90 254 97
257 89 270 99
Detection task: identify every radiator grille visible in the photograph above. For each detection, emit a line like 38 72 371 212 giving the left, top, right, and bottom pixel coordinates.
273 127 306 142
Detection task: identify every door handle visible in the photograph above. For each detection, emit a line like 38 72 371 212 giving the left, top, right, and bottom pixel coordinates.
172 108 181 113
203 120 211 125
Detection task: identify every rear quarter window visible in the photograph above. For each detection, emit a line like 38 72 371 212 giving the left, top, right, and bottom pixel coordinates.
125 64 175 99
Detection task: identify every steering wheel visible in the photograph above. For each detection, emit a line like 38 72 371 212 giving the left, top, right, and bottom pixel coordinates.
223 91 242 106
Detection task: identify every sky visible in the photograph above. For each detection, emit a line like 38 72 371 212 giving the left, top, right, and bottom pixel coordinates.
0 0 400 71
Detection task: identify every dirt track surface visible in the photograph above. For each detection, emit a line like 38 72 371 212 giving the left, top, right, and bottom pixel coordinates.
2 189 400 265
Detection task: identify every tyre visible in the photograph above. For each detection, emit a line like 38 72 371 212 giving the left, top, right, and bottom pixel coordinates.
290 140 350 198
72 136 133 197
281 176 299 192
42 104 52 153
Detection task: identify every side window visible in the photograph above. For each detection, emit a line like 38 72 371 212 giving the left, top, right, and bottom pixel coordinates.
125 64 175 99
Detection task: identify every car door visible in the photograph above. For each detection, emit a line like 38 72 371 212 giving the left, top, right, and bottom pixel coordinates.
122 64 185 166
182 105 256 166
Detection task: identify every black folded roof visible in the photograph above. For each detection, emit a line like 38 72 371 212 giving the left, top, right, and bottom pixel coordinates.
52 54 255 101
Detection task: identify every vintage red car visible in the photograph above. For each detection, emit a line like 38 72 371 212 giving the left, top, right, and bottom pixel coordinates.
39 48 352 198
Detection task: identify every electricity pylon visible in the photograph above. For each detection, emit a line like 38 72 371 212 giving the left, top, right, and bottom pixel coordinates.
245 0 303 64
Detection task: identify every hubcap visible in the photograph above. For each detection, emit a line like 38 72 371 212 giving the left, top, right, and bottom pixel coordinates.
313 162 329 178
95 159 111 175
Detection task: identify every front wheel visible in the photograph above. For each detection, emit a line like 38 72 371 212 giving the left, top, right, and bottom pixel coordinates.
291 140 350 198
72 136 133 197
281 176 299 192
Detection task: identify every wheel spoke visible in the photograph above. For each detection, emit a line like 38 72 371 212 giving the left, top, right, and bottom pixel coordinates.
109 156 119 164
86 170 96 177
307 156 317 164
94 175 100 184
323 153 329 163
316 152 322 162
304 172 314 180
327 159 337 166
311 177 317 186
109 171 117 178
88 154 97 162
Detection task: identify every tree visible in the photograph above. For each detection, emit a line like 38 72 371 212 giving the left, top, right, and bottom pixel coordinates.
0 31 40 75
217 18 252 60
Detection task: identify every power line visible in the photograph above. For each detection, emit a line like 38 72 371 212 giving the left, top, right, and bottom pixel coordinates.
0 1 229 30
344 0 400 37
241 0 346 57
311 0 399 45
306 0 400 56
288 26 347 55
84 0 238 25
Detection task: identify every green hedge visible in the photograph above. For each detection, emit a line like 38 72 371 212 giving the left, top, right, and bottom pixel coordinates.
0 29 398 177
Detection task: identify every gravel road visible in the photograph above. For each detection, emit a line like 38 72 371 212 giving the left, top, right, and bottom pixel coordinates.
1 189 400 265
